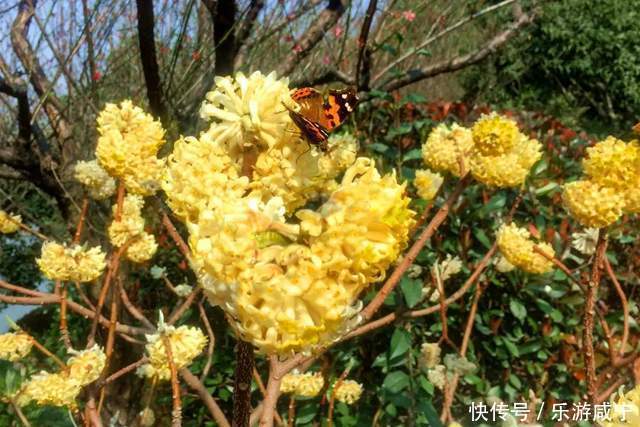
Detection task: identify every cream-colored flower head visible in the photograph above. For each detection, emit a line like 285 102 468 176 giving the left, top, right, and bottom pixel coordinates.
139 320 207 381
0 332 33 361
165 72 414 355
431 254 463 282
334 379 363 404
571 228 599 256
188 158 414 354
582 137 640 191
67 345 106 385
469 134 542 188
296 372 325 397
108 194 145 247
280 372 325 397
420 342 441 370
493 255 516 273
16 371 82 408
280 372 302 394
0 211 22 234
74 160 116 200
496 223 554 274
163 134 248 222
422 123 473 177
200 71 294 149
602 385 640 427
471 113 520 156
126 232 158 263
96 100 166 195
414 169 443 201
37 241 106 282
563 180 624 228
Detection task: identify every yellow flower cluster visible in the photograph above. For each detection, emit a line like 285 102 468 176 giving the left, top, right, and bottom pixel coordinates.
67 345 107 385
422 123 473 177
16 345 105 408
96 101 165 195
200 71 294 149
414 169 443 201
422 114 542 188
164 72 414 354
603 385 640 427
139 324 207 381
496 223 554 274
36 241 106 282
0 332 33 361
108 194 157 263
0 210 21 234
334 379 363 404
279 372 324 397
563 137 640 227
74 160 116 200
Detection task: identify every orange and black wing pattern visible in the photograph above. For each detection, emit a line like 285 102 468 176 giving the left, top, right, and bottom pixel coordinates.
287 87 359 152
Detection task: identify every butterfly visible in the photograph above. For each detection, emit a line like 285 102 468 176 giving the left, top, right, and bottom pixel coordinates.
285 87 359 152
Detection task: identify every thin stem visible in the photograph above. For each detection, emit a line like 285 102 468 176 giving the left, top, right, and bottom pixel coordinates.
198 302 215 382
115 181 125 222
59 282 72 349
259 356 283 427
180 368 231 427
10 398 31 426
327 369 350 427
98 357 148 387
28 334 66 370
604 257 629 358
233 341 255 427
585 231 608 403
287 397 295 427
73 196 89 243
162 336 182 427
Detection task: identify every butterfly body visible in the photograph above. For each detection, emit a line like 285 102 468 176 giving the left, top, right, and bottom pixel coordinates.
287 87 358 152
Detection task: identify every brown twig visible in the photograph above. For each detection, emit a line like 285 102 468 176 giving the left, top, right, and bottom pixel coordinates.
87 244 128 347
253 367 284 426
180 368 231 427
59 282 72 348
118 279 155 330
198 302 215 381
327 368 350 427
355 0 378 90
115 181 125 222
440 281 486 422
287 397 296 427
162 335 182 427
604 257 629 358
98 277 121 413
168 287 202 325
259 356 283 427
360 175 470 322
28 333 66 370
585 231 608 403
98 357 148 387
161 211 191 259
10 398 31 426
73 196 89 243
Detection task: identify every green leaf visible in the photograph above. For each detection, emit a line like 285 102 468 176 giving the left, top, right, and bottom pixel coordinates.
368 143 389 153
509 299 527 322
400 276 422 308
389 329 411 361
535 182 559 196
416 399 444 427
402 148 423 163
502 338 520 357
382 371 410 393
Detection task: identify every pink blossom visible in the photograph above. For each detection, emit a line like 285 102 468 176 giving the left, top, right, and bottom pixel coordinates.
293 44 303 54
402 10 416 22
323 55 331 65
334 25 344 38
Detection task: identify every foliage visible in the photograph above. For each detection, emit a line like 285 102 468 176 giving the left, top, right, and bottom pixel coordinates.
462 0 640 133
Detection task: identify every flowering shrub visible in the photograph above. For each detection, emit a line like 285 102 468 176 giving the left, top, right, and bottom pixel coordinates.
0 73 637 427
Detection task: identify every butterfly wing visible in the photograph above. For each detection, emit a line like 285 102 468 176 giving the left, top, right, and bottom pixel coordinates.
319 88 359 131
291 87 324 124
287 107 330 151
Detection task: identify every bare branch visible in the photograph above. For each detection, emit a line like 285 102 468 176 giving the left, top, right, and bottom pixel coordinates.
11 0 71 140
381 10 535 93
355 0 378 90
279 0 345 76
290 68 355 88
136 0 169 125
212 0 238 76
